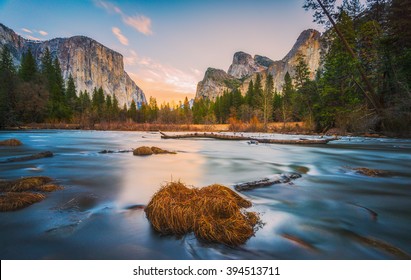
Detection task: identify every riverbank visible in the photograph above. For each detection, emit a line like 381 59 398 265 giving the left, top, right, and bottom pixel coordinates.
4 121 392 138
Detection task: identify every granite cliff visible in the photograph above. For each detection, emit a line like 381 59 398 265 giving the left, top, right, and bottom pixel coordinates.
196 29 322 100
0 23 146 107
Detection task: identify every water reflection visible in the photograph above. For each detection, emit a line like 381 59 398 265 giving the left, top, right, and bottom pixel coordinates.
0 130 411 259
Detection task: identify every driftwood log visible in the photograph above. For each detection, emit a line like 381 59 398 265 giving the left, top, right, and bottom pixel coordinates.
160 132 337 145
3 151 53 163
234 173 302 192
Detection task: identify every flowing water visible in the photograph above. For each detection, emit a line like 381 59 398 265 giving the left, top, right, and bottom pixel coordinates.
0 130 410 259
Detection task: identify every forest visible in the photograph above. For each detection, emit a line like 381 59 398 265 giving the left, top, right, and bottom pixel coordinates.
0 0 410 135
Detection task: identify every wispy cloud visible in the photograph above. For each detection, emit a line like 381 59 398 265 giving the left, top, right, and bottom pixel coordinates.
26 35 41 41
21 28 48 38
123 15 152 35
126 51 202 94
112 27 129 46
94 0 153 36
21 28 32 33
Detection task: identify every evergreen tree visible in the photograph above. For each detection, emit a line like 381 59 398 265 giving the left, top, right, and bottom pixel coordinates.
281 72 294 126
262 73 274 126
66 74 77 114
128 100 137 122
19 49 37 82
0 46 17 127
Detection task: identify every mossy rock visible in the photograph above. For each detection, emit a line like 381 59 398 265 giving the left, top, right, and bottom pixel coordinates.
145 182 260 246
0 139 22 146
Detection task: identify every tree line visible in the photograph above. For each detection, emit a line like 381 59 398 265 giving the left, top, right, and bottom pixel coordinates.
0 47 193 127
1 0 410 135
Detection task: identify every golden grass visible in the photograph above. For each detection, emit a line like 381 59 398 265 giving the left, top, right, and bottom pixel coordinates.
0 138 22 146
145 181 260 246
35 184 64 192
0 176 53 192
151 146 176 154
0 192 46 211
0 176 63 211
133 146 153 156
133 146 176 156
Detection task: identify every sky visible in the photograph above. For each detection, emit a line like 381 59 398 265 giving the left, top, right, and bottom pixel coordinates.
0 0 321 104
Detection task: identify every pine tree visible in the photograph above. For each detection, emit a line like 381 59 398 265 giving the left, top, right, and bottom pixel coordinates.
0 46 17 127
294 53 311 89
19 49 37 82
66 74 77 113
262 73 274 126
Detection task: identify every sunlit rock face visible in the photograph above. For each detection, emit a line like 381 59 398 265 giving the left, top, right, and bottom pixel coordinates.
0 23 146 107
195 68 241 101
196 29 322 99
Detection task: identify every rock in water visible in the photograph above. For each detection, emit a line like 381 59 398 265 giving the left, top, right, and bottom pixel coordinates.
0 138 22 146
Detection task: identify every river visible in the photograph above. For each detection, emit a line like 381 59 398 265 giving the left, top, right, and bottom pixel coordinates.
1 130 410 259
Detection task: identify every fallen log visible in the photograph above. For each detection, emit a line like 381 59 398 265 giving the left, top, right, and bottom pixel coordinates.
3 151 53 163
234 173 302 192
160 131 337 144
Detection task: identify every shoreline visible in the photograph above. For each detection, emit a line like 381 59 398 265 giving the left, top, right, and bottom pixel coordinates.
1 122 395 138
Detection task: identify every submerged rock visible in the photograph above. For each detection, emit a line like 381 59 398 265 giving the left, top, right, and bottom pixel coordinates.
145 181 260 246
5 151 53 163
234 173 302 192
0 138 22 146
99 149 133 154
352 167 391 177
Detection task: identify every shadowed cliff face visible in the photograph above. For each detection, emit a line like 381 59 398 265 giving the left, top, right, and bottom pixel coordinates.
196 29 322 100
0 23 146 107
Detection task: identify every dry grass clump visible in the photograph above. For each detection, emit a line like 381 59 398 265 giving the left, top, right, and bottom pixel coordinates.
0 176 63 212
353 167 390 177
151 146 176 154
0 176 53 192
133 146 176 156
133 146 154 156
0 138 22 146
145 181 260 246
0 192 46 211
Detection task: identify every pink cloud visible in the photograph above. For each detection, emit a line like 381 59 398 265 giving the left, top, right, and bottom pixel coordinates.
123 15 152 35
112 27 129 46
94 0 153 36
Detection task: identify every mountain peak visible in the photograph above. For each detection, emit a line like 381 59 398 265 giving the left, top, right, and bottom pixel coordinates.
228 51 265 79
0 23 145 107
283 29 321 61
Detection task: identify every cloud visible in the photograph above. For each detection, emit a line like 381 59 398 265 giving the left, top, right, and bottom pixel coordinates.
123 15 152 35
21 28 32 33
128 54 202 94
38 30 48 36
26 35 41 41
94 0 153 36
112 27 129 46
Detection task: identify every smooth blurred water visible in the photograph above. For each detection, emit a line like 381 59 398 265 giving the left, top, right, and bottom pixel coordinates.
0 130 410 259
